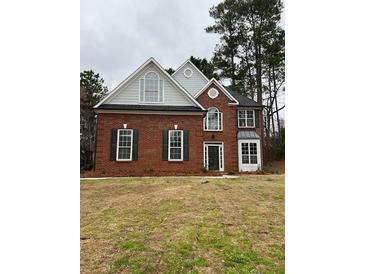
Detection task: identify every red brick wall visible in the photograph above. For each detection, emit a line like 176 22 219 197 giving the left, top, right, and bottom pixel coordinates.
94 113 205 176
196 83 239 173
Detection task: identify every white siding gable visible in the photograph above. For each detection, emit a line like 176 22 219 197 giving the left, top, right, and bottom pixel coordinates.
104 63 195 106
172 61 209 97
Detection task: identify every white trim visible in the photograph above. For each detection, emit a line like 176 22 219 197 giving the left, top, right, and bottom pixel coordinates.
168 130 183 161
237 110 255 128
95 110 204 115
139 70 163 104
204 107 223 131
116 129 133 161
238 139 261 172
208 88 219 99
194 78 239 105
203 142 224 172
172 59 209 82
94 57 205 110
183 68 193 78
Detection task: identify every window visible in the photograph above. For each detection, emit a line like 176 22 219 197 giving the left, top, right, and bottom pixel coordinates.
204 107 223 131
144 71 159 102
208 88 219 99
238 110 255 128
241 142 258 164
184 68 193 78
116 129 133 161
168 130 183 161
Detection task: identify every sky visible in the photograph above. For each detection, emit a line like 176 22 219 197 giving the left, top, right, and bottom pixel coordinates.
81 0 222 90
80 0 285 120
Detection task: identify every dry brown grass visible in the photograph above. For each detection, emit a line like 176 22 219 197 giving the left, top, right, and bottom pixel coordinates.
80 175 284 274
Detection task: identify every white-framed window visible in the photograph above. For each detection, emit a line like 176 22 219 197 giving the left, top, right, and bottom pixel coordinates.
238 110 255 128
204 107 223 131
140 71 163 103
168 130 183 161
241 142 258 164
183 68 193 78
116 129 133 161
208 88 219 99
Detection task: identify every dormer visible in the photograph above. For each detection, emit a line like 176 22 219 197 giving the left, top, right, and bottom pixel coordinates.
172 60 209 97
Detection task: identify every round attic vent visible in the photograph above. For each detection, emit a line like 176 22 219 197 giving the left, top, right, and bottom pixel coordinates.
208 88 219 99
183 68 193 78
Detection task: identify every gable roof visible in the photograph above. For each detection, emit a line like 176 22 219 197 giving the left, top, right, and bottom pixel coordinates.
94 58 205 110
225 88 262 107
172 59 209 82
194 78 239 105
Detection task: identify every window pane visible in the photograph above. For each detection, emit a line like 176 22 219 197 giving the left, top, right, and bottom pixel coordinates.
170 148 181 159
242 143 249 164
207 113 218 129
118 147 131 160
238 111 246 118
239 118 246 127
249 143 257 155
249 143 257 164
145 90 158 102
247 118 254 127
242 143 249 154
250 156 257 164
247 111 254 118
242 155 250 164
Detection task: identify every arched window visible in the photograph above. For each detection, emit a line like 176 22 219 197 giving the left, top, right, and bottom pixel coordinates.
139 71 163 103
204 107 223 131
144 72 159 102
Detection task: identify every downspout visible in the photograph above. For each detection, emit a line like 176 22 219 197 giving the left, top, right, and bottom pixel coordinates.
93 113 98 171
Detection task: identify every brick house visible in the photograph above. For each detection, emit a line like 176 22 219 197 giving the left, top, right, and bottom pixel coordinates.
93 58 263 176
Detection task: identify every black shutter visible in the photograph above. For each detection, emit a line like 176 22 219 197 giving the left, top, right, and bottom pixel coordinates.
183 130 189 161
110 129 118 161
255 110 260 128
162 129 168 161
132 129 139 161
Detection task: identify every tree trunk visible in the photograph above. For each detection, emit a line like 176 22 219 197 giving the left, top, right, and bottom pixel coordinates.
272 66 281 133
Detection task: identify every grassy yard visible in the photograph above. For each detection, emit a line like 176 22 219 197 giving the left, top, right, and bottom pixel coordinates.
80 175 284 274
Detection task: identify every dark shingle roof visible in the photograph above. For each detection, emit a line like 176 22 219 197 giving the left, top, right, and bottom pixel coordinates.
225 88 262 107
96 104 205 112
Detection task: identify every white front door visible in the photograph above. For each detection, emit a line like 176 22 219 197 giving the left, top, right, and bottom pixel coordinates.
238 140 261 172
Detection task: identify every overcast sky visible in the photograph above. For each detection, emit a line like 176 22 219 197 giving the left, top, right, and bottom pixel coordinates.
81 0 285 117
81 0 223 90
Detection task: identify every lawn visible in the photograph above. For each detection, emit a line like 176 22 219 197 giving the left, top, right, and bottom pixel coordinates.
80 175 284 274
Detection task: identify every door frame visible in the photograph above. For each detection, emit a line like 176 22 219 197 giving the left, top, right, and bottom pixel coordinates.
238 139 261 172
203 142 224 172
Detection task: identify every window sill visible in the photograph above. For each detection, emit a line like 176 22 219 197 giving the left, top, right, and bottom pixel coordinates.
116 159 133 162
204 129 223 132
238 126 255 129
168 159 184 162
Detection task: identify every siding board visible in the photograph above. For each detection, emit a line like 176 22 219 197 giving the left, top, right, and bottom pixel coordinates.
172 62 208 97
105 63 194 106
